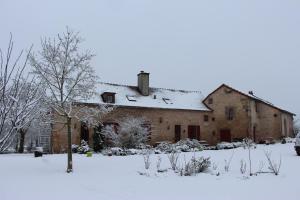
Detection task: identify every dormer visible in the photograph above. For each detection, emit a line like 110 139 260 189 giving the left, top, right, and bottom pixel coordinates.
101 92 116 103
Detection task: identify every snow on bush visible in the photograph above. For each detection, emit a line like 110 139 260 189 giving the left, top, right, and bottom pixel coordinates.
175 139 204 152
176 139 203 149
72 144 79 153
118 117 149 148
232 142 244 148
156 142 173 153
281 137 295 144
155 139 204 153
143 150 151 170
168 151 180 170
180 157 211 176
240 159 247 175
77 140 91 154
216 142 235 150
100 125 119 147
101 117 149 149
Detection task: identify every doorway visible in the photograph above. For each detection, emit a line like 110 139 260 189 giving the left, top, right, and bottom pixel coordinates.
188 125 200 140
175 125 181 142
80 122 89 143
220 129 231 142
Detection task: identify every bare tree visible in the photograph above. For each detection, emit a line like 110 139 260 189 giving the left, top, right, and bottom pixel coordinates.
0 34 44 152
243 138 255 176
13 79 45 153
29 28 106 173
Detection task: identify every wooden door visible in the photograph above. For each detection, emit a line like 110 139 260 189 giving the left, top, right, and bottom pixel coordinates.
80 122 90 143
175 125 181 142
220 129 231 142
188 125 200 140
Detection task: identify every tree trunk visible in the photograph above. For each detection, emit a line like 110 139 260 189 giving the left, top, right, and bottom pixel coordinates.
66 117 73 173
18 129 26 153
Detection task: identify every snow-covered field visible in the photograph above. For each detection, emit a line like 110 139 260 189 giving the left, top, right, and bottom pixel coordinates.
0 143 298 200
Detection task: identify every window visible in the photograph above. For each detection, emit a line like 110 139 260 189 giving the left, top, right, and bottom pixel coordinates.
225 107 235 120
101 92 116 103
159 117 163 123
204 115 209 122
162 98 173 104
107 95 113 103
224 88 232 94
126 95 137 102
255 102 259 113
208 98 213 104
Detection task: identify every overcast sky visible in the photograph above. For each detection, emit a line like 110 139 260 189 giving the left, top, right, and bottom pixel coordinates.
1 0 300 117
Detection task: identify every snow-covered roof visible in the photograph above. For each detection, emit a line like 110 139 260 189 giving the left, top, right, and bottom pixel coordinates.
87 82 211 111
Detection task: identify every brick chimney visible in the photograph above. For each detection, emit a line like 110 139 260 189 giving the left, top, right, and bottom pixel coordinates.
137 71 150 96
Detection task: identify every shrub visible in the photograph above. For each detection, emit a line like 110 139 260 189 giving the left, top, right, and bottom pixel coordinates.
101 117 149 149
156 142 173 153
168 151 180 170
93 127 104 152
264 150 281 175
240 159 247 174
181 157 211 176
143 150 151 170
77 140 91 154
118 117 149 148
100 125 119 147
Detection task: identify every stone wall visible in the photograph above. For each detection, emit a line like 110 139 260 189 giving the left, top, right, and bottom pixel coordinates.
51 85 294 153
51 107 215 153
204 85 294 142
204 86 251 141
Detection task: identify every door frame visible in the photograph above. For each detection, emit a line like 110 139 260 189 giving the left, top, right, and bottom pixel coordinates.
219 129 231 142
188 125 200 140
175 125 181 142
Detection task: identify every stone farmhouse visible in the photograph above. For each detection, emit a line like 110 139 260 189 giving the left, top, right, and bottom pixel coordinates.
51 71 295 153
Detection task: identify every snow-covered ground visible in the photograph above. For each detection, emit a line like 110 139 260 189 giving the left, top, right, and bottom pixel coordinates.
0 143 298 200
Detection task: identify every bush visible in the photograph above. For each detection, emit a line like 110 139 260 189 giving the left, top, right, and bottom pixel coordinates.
118 117 149 148
180 157 211 176
143 150 151 170
100 117 149 149
100 125 119 147
156 142 173 153
176 139 204 150
155 139 204 154
93 127 104 152
168 151 180 170
77 140 91 154
71 144 79 153
216 142 235 150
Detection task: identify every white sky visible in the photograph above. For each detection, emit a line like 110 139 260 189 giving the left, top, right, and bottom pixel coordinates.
1 0 299 117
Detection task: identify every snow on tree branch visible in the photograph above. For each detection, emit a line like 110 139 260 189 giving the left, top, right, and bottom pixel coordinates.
0 34 45 152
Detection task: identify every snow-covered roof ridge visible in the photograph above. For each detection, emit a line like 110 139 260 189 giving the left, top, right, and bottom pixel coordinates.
98 81 203 94
90 82 211 111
